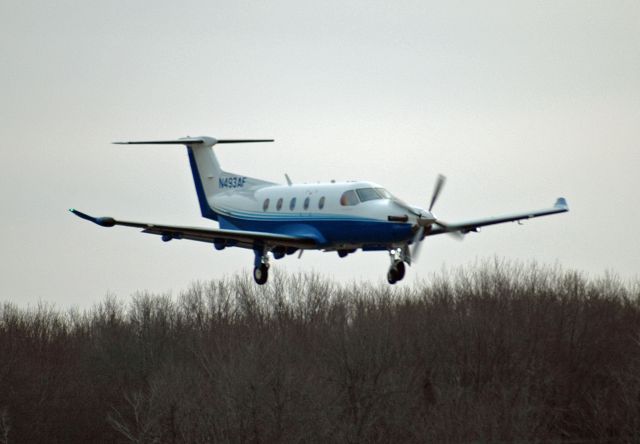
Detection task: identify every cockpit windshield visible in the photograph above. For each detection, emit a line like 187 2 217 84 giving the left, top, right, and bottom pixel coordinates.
375 188 393 199
355 188 381 202
355 187 394 202
341 187 398 206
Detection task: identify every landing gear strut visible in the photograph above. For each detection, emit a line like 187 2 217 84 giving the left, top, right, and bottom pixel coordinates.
387 247 408 285
253 249 270 285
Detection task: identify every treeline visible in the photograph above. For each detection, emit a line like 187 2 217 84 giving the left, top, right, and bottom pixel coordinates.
1 261 640 443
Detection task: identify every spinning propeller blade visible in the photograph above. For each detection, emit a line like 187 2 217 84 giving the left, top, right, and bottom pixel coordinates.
410 174 464 262
410 226 425 262
429 174 446 212
434 220 465 240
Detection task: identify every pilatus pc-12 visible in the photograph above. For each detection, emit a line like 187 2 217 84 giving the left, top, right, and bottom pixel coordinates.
70 136 568 285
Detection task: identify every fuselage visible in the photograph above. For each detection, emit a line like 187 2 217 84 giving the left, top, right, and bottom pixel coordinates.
210 181 424 250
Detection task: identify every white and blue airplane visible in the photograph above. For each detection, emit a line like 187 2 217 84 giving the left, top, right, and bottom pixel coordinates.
71 136 569 285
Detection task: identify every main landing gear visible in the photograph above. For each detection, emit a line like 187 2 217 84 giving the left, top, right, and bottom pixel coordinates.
387 247 408 285
253 249 270 285
253 263 269 285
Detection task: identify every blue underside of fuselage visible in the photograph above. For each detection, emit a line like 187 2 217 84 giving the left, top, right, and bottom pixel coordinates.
215 214 413 248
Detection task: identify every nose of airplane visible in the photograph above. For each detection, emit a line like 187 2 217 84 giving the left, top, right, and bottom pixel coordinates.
415 209 436 226
387 200 435 226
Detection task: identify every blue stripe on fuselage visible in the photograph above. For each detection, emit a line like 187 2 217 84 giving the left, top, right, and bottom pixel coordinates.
218 214 413 247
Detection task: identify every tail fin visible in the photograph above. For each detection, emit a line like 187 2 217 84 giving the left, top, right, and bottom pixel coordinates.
114 136 275 220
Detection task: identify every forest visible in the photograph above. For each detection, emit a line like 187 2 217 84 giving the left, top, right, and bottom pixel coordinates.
1 260 639 443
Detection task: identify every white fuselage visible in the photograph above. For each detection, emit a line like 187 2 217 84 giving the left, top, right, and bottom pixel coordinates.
210 181 424 249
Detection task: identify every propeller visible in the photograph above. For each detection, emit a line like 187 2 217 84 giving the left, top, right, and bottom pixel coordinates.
410 226 425 262
429 174 446 212
410 174 463 262
434 220 465 240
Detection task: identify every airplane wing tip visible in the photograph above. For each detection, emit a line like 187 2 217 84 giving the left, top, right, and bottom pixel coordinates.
69 208 115 227
69 208 89 218
554 197 569 211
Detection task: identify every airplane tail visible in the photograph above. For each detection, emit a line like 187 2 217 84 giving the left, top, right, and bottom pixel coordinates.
113 136 275 220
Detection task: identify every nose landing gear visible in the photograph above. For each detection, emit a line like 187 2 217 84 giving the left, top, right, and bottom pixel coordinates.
387 261 405 284
387 247 408 284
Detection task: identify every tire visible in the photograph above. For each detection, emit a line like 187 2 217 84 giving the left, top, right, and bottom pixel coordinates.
387 268 398 285
395 261 406 281
253 264 269 285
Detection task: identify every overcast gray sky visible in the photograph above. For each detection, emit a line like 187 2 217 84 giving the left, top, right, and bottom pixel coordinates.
1 0 639 307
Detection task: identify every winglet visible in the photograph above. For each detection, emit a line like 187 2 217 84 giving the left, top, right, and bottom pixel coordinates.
69 209 116 227
554 197 569 210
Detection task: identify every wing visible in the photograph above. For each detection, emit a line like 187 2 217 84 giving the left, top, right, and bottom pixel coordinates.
428 198 569 236
69 209 317 249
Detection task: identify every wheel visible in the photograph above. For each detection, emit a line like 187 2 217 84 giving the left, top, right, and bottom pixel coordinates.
387 262 406 284
395 261 406 281
253 264 269 285
387 268 398 285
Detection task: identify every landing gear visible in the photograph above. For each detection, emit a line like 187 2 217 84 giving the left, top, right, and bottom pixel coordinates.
253 263 269 285
253 248 270 285
387 247 408 284
387 261 405 284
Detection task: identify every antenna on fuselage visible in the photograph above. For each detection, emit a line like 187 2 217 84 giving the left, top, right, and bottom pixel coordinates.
285 173 292 186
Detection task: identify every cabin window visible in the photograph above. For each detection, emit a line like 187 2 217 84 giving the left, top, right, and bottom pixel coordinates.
263 198 270 211
303 197 310 210
276 198 283 211
340 190 359 206
289 197 297 210
319 196 325 209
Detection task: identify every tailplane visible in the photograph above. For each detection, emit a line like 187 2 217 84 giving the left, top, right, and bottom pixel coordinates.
114 136 275 220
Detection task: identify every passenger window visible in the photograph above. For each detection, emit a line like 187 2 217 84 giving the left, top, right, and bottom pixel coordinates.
289 197 297 210
319 196 325 209
276 198 283 211
356 188 382 202
263 198 270 211
340 190 359 206
303 197 310 210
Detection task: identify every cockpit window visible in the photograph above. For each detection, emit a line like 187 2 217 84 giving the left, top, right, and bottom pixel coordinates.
356 188 383 202
375 188 393 199
340 190 359 206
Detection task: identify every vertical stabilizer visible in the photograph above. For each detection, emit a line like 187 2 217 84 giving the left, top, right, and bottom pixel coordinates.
186 142 221 220
113 137 275 221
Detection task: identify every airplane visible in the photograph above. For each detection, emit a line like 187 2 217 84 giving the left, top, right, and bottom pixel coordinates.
70 136 569 285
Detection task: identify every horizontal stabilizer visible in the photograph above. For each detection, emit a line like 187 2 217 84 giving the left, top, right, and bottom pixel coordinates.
113 137 273 146
217 139 274 144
